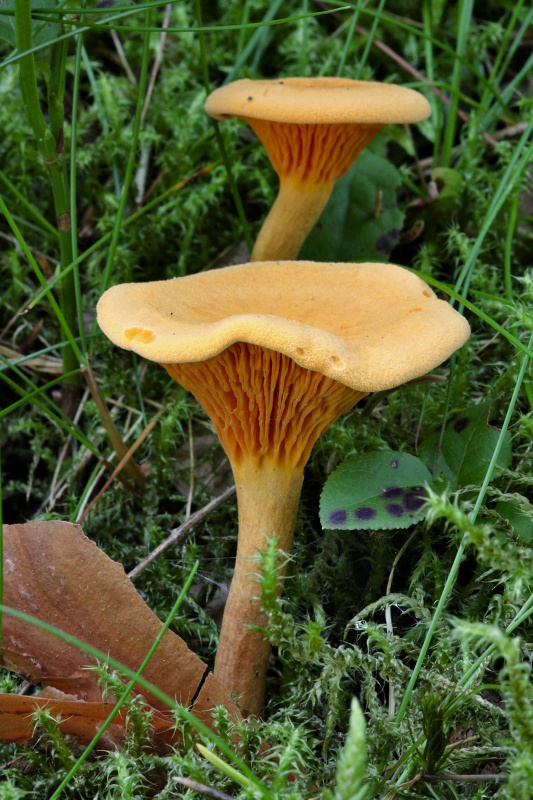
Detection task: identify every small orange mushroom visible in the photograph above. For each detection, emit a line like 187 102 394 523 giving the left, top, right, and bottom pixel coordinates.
97 261 469 717
205 78 431 261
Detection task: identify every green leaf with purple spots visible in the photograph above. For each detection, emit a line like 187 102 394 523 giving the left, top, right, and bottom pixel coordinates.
320 451 433 531
418 399 512 490
299 149 404 263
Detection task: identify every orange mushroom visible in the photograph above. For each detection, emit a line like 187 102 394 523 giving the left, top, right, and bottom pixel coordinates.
97 261 469 716
205 78 431 261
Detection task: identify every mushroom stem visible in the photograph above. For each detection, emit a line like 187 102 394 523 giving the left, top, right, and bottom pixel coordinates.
214 461 304 717
245 118 383 262
163 343 364 716
251 179 333 262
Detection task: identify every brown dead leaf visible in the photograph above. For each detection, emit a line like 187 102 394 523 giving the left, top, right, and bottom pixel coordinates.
0 694 128 748
1 521 239 747
0 692 182 750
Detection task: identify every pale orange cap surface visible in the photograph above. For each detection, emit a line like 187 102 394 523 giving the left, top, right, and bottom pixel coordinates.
205 77 431 126
97 261 469 394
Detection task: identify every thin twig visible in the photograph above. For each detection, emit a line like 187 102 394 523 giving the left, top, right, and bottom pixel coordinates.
312 2 498 149
127 485 236 580
110 29 137 84
185 419 195 521
78 406 165 523
36 447 94 515
141 2 172 124
392 772 423 791
49 388 90 508
421 772 507 783
37 400 143 514
395 770 507 791
134 5 172 201
173 776 233 800
417 121 527 171
106 396 164 413
474 317 510 357
352 24 497 148
81 362 146 489
135 163 214 212
493 121 528 141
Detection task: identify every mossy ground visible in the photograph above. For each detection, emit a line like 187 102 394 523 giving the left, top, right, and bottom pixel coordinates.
1 1 533 797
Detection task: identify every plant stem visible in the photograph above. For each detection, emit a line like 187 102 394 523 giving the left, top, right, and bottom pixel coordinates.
15 0 79 392
337 7 360 76
70 13 88 356
441 0 473 166
97 9 152 300
354 0 386 79
504 194 519 303
194 0 253 253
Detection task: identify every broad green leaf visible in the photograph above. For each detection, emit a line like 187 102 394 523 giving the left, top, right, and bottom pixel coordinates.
418 400 512 490
0 0 59 49
320 450 433 531
496 500 533 545
300 150 404 263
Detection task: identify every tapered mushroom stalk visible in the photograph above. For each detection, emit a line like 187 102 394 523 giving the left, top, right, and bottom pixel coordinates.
205 78 431 261
97 261 470 717
165 345 366 713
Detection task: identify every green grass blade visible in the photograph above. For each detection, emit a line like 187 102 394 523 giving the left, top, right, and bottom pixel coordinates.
69 14 87 356
0 194 82 365
0 603 276 799
97 10 151 300
336 7 360 76
48 561 200 800
354 0 385 80
394 329 533 726
223 0 284 84
440 0 473 166
194 0 253 252
0 171 59 239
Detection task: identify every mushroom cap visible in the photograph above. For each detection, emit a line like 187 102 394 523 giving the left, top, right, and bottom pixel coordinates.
97 262 469 394
205 77 431 125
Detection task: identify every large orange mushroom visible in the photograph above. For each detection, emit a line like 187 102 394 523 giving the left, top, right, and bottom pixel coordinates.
205 78 431 261
97 261 469 716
